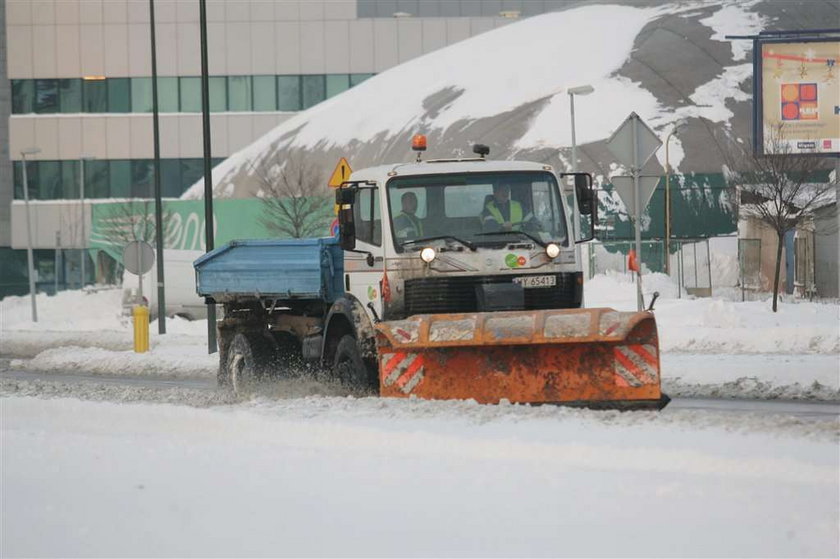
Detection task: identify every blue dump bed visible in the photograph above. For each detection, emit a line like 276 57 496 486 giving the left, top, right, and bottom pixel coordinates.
193 237 344 303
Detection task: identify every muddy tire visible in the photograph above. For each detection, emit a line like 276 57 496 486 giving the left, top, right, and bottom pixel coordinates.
225 332 271 395
333 334 378 392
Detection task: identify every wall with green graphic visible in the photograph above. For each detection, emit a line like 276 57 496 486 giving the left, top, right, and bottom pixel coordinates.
598 173 736 241
90 197 336 266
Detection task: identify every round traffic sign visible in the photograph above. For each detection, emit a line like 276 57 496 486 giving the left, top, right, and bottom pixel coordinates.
123 240 155 275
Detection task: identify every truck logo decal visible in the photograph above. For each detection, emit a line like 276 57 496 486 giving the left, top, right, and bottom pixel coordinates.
505 253 528 268
381 352 425 394
367 285 378 300
614 344 658 387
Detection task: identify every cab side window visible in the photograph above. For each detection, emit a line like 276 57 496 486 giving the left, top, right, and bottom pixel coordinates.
353 187 381 246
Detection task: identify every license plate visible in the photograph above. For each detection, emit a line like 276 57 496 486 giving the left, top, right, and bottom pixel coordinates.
513 275 556 288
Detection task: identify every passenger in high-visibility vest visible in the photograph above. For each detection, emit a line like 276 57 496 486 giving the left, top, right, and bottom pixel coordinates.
393 191 424 240
481 183 535 232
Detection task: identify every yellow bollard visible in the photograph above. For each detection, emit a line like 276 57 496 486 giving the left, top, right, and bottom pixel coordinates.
133 304 149 353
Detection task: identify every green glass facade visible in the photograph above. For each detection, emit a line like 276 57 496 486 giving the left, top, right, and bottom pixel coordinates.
13 158 225 201
11 73 375 115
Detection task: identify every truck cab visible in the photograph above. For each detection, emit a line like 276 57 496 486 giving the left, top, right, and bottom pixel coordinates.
335 144 595 330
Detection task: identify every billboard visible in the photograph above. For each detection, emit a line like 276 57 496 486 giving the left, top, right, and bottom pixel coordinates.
756 38 839 155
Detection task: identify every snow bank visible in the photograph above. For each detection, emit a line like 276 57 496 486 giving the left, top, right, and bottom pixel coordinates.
2 275 838 399
587 271 840 354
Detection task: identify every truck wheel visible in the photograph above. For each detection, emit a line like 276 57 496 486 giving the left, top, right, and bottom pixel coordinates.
226 332 270 395
333 334 377 393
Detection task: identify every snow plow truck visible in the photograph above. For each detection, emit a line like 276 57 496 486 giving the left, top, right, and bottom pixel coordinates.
194 139 669 410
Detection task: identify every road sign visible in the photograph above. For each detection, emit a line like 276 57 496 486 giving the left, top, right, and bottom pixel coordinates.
123 240 155 275
606 112 662 170
610 175 660 216
328 157 352 188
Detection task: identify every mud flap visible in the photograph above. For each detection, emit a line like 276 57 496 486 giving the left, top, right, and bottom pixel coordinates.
375 308 668 410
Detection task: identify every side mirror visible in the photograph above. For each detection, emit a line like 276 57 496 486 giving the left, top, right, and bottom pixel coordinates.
574 174 594 215
335 187 355 205
561 172 597 244
336 187 357 250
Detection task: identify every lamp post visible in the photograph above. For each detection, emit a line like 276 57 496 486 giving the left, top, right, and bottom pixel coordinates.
568 85 594 173
79 155 95 287
664 122 685 275
568 85 594 286
21 147 41 322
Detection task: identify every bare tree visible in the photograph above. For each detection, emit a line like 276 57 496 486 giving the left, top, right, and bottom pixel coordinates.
95 199 174 247
724 123 835 311
251 153 333 239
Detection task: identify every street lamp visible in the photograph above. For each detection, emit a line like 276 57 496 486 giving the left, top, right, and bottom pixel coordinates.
568 85 594 173
664 121 686 275
79 155 95 288
20 146 41 322
567 85 594 296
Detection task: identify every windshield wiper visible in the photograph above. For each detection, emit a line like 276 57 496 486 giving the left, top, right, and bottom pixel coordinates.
473 230 548 247
401 235 477 251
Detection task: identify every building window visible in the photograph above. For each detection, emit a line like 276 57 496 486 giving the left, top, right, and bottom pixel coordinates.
34 79 59 114
301 75 325 109
180 159 205 193
37 161 62 199
161 159 183 197
83 79 108 113
84 160 110 198
59 79 82 113
158 77 180 112
109 160 132 198
209 76 227 112
350 73 374 87
227 76 252 111
131 159 154 198
107 78 131 113
253 75 277 111
277 75 301 111
61 161 80 198
12 80 34 113
130 78 152 112
326 74 350 98
179 77 201 112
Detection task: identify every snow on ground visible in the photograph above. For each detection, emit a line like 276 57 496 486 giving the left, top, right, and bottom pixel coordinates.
2 394 838 558
1 273 838 400
2 276 838 558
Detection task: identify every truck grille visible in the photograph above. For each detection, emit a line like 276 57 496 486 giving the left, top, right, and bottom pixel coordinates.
403 273 581 315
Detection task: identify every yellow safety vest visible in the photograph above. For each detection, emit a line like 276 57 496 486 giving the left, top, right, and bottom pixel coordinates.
485 200 523 229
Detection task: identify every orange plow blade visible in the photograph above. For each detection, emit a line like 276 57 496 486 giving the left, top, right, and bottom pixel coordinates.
375 308 669 410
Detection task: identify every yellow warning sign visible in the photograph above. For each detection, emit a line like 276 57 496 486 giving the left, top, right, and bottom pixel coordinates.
328 157 352 188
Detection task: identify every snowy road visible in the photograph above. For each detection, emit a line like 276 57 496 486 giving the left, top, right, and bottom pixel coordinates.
2 366 838 421
2 393 838 558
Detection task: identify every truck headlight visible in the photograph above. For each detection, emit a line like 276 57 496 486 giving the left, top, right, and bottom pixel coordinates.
420 247 436 263
546 243 561 259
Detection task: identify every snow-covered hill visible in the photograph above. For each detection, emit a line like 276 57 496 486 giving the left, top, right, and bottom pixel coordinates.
179 0 811 200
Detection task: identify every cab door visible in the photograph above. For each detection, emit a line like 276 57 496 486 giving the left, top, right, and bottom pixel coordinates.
344 186 384 319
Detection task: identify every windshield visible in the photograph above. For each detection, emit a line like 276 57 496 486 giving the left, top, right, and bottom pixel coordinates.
387 171 568 252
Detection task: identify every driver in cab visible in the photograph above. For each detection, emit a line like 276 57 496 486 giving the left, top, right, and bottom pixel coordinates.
481 183 536 232
393 191 423 240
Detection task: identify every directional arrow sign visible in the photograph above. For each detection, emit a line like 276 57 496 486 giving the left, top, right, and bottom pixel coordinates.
328 157 352 188
610 175 661 217
606 112 662 170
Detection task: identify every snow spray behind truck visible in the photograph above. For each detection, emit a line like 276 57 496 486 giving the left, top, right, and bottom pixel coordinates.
194 139 668 409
